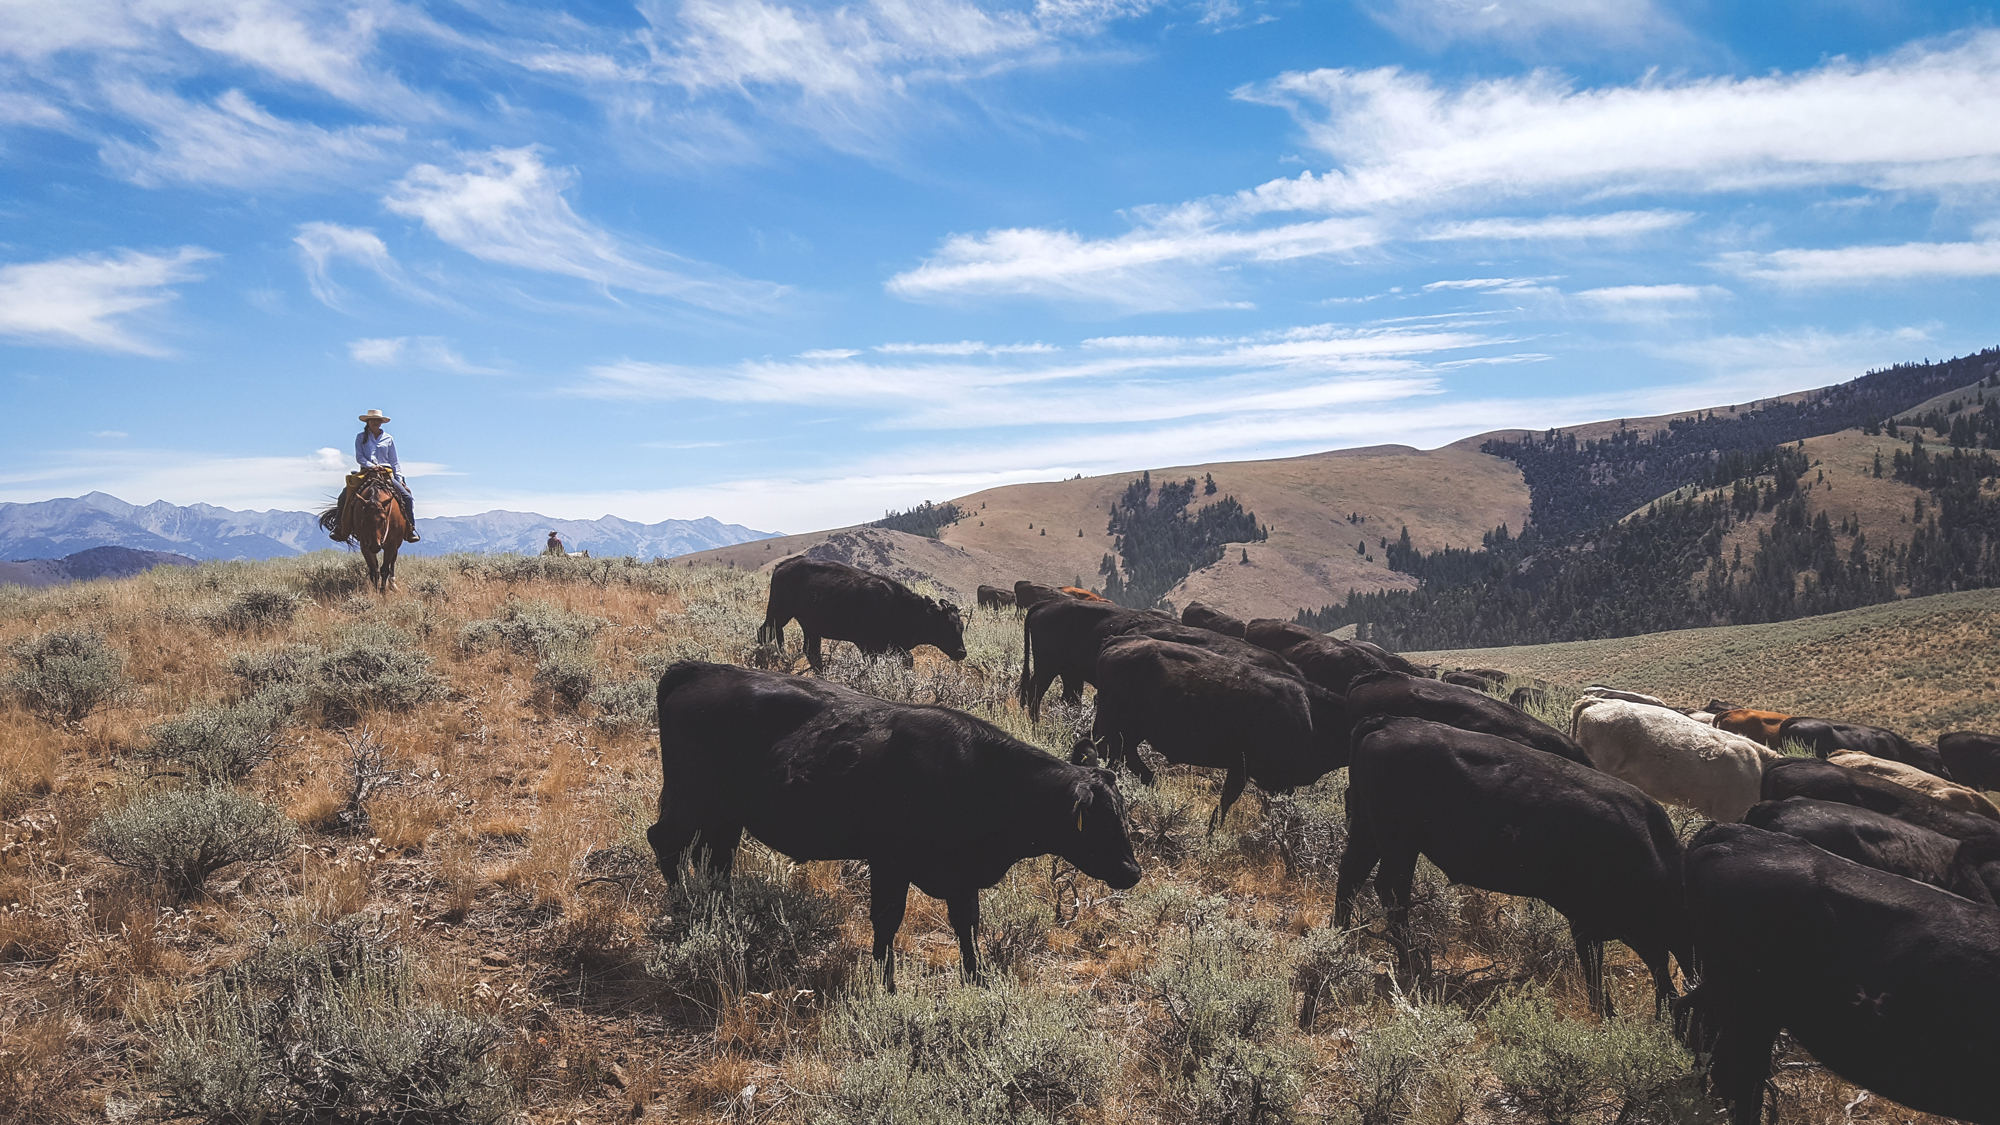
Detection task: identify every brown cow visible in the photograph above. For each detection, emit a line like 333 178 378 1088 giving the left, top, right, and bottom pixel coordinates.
1014 580 1063 609
976 584 1016 610
1059 586 1108 602
1715 708 1791 747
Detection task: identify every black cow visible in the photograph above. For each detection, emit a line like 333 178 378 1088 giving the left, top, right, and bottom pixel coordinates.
1682 822 2000 1125
1742 797 1996 905
1761 758 2000 843
1346 670 1593 767
1180 601 1247 638
1126 623 1300 680
1083 636 1349 830
758 557 965 675
1942 730 2000 792
1013 580 1063 609
1336 716 1688 1015
1776 717 1949 779
1016 597 1173 719
647 662 1141 991
975 584 1016 610
1243 619 1396 694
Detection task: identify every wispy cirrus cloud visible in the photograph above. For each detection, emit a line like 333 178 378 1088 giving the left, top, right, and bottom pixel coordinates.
383 146 782 311
293 222 429 307
0 247 214 354
347 335 497 373
98 84 403 188
1360 0 1683 52
891 33 2000 310
1716 240 2000 285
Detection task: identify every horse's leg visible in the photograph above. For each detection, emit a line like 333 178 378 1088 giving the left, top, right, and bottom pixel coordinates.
362 543 382 592
382 541 399 593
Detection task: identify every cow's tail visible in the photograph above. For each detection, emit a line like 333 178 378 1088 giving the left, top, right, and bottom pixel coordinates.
1017 609 1036 714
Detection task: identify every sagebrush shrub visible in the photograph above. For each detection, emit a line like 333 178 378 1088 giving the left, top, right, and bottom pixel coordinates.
586 678 657 731
5 628 126 724
203 586 302 632
1117 770 1205 866
1292 924 1372 1030
532 650 596 713
1260 772 1348 879
816 969 1113 1125
1482 985 1713 1125
88 786 296 899
146 938 515 1125
1339 991 1479 1125
644 855 843 1004
228 625 446 726
1141 911 1306 1123
140 699 285 784
458 598 605 661
978 875 1050 979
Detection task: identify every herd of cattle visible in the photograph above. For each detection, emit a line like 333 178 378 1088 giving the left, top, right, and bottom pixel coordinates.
653 556 2000 1125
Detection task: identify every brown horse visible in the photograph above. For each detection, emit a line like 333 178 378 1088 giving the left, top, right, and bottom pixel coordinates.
319 470 407 593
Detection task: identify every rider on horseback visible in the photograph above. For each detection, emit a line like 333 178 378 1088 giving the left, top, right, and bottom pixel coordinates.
343 409 420 543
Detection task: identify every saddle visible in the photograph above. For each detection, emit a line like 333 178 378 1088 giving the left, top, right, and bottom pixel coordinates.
330 466 397 541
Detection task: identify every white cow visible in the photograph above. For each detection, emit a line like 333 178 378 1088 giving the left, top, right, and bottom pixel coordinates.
1571 697 1780 823
1583 685 1676 709
1826 750 2000 820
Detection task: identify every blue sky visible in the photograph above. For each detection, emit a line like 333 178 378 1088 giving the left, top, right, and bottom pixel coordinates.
4 0 1999 532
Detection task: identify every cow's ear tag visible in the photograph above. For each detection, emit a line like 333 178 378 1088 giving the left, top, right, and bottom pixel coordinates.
1077 810 1084 832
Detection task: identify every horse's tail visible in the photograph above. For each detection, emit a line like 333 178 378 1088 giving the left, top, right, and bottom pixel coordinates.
317 505 341 535
1017 608 1036 714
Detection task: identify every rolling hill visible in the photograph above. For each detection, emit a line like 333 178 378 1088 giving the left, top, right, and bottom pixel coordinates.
683 349 2000 626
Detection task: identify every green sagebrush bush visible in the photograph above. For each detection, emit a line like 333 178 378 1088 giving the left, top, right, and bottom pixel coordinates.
87 786 296 900
644 853 843 1005
226 623 446 726
200 586 303 632
586 677 656 732
1291 924 1373 1031
1116 769 1206 867
531 650 596 713
1259 772 1348 880
1141 910 1308 1124
978 874 1051 980
814 969 1112 1125
1338 991 1479 1125
457 598 605 661
145 937 514 1125
1482 984 1714 1125
4 628 127 724
139 698 286 784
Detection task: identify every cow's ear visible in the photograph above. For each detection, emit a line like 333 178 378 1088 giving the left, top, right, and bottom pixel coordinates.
941 601 959 614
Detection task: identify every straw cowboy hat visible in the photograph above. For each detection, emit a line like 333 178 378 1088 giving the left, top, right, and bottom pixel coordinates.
359 409 392 423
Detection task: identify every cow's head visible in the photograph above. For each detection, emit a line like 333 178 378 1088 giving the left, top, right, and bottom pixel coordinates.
1063 767 1141 890
927 598 967 661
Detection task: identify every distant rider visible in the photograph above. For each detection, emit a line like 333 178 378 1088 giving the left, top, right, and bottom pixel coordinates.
544 531 566 556
354 408 420 543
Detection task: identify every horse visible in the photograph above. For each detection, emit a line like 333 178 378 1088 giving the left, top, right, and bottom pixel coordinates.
319 469 408 593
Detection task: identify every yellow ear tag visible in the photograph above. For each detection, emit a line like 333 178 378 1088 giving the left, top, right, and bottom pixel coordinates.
1076 810 1083 832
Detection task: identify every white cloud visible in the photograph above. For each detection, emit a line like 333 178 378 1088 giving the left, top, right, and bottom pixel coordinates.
887 217 1383 309
0 247 214 354
1715 241 2000 285
874 340 1060 355
346 335 497 373
1419 211 1691 242
572 320 1508 431
293 221 427 307
166 0 418 110
98 84 402 188
1574 283 1729 321
1423 276 1558 292
1230 33 2000 217
798 347 861 359
383 146 780 310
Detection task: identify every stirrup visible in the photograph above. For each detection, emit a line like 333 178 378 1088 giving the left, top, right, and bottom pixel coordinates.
405 531 421 542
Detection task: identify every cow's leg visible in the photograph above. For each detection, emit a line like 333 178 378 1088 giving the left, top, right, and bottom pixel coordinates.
1210 763 1248 836
1058 673 1083 708
944 888 982 985
869 867 912 994
703 826 742 880
1633 938 1677 1016
1707 1012 1780 1125
1333 799 1380 929
644 817 696 883
804 633 824 675
1374 847 1422 990
1572 928 1611 1016
1024 667 1058 722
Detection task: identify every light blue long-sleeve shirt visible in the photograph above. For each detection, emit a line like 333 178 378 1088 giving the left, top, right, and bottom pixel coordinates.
356 429 401 473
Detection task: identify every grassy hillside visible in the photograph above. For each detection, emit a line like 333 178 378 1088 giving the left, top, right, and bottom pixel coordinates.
1413 587 2000 739
5 553 1959 1125
684 442 1529 621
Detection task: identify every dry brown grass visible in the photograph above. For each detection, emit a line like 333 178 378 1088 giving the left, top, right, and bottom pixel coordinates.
0 552 1969 1125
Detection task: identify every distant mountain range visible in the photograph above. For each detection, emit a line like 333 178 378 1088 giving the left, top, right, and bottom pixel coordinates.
0 493 777 562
